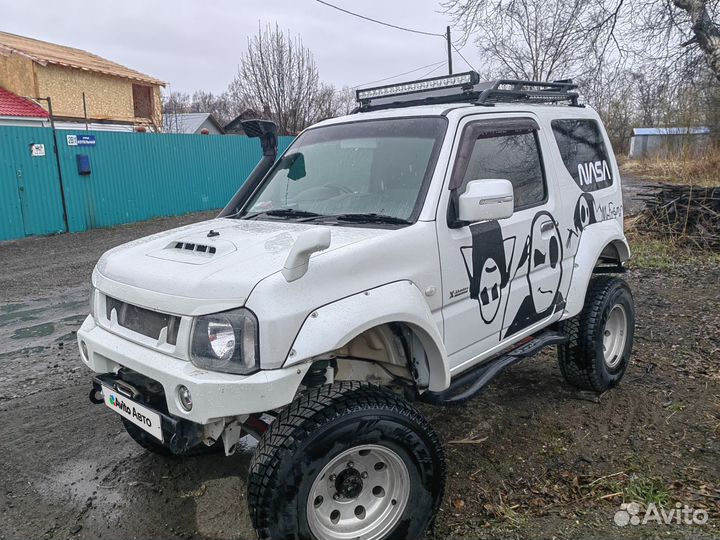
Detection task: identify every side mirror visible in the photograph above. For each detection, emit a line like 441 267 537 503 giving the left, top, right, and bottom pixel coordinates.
457 179 514 223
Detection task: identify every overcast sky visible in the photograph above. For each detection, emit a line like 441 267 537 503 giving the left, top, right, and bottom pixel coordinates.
1 0 480 95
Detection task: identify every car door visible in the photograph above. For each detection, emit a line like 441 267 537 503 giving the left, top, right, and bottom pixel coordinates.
436 113 565 372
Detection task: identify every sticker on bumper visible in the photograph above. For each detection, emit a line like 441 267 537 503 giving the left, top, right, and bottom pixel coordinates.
102 387 163 442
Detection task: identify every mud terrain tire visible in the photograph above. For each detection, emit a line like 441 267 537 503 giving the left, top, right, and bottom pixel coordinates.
247 381 446 540
558 276 635 392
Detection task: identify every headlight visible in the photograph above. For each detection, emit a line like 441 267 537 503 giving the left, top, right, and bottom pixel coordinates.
190 308 259 375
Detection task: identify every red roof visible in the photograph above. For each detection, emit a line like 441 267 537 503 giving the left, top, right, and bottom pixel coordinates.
0 87 49 118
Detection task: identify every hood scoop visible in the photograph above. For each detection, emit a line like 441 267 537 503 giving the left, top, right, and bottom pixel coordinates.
147 238 237 265
172 241 217 255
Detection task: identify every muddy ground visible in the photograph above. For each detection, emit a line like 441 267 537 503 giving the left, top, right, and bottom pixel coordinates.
1 180 719 540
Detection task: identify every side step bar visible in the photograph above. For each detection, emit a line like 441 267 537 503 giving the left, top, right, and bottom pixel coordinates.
421 331 568 406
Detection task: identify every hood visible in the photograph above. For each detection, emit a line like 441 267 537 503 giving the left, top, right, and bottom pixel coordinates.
94 218 386 313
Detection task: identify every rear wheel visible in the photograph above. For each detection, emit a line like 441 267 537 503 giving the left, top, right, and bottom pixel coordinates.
558 276 635 392
248 382 446 540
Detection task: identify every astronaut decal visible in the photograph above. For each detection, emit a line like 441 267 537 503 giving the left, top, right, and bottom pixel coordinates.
567 192 597 247
504 212 564 338
461 220 515 324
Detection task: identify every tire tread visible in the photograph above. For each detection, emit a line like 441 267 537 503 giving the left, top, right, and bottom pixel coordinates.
247 381 446 539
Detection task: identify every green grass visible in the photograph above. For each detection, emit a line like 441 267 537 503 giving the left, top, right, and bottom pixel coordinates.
622 477 671 506
627 233 720 271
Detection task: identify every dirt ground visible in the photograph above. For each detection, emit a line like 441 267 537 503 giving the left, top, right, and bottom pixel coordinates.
1 180 719 540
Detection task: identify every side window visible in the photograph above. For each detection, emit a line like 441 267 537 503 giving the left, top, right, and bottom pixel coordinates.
459 132 546 209
551 119 613 192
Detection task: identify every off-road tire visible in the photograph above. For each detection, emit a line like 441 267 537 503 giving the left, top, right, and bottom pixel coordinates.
247 381 446 540
558 276 635 392
121 418 221 457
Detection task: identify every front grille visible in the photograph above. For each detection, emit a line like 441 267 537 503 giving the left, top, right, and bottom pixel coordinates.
105 297 180 345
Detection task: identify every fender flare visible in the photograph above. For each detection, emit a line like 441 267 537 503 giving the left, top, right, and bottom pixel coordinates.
564 219 631 318
284 281 450 392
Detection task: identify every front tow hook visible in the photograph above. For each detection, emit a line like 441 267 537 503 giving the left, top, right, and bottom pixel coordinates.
89 386 104 404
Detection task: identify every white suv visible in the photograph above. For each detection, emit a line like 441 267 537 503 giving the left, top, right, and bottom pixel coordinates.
79 74 634 540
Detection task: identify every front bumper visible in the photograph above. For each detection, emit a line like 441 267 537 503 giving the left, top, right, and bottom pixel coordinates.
78 315 310 424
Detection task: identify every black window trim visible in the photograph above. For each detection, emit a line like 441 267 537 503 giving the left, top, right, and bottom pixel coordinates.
447 117 549 228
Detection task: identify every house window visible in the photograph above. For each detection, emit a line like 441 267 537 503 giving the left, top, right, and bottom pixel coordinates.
132 84 153 119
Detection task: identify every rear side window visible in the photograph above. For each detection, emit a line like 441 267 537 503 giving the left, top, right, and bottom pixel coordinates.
551 119 613 192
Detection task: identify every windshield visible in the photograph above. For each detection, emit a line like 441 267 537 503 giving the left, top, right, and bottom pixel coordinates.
240 117 446 223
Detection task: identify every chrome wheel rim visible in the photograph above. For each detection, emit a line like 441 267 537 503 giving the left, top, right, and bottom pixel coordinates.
306 444 410 540
603 304 628 369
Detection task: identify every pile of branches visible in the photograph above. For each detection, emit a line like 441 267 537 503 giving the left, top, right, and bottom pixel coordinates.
635 184 720 250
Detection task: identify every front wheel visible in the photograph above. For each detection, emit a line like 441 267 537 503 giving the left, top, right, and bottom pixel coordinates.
247 382 446 540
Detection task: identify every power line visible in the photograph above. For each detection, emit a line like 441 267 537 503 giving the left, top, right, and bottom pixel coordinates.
352 60 447 89
417 62 447 79
313 0 444 37
451 43 478 72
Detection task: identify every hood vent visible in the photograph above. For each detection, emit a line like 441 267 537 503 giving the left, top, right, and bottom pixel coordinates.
147 238 236 265
173 241 217 255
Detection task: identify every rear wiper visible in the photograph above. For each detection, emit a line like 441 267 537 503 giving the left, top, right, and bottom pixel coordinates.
241 208 322 220
333 213 412 225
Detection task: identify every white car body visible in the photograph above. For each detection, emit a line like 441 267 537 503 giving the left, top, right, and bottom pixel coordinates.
79 101 629 431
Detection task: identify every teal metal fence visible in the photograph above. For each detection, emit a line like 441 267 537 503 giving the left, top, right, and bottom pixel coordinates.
0 127 294 241
0 126 67 240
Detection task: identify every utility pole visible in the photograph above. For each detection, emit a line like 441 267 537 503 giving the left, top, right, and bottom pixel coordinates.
446 26 453 75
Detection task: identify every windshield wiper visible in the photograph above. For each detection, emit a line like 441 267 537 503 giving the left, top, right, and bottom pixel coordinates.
241 208 322 220
333 213 412 225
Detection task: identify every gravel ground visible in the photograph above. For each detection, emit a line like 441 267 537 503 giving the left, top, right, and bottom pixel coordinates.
1 180 718 540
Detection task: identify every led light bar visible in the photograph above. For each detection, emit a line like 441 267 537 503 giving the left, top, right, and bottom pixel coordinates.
356 71 480 102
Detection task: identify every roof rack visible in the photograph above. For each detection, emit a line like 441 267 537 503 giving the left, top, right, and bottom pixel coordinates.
476 79 579 106
354 72 581 112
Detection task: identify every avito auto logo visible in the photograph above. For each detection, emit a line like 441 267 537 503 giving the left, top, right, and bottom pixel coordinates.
108 393 154 428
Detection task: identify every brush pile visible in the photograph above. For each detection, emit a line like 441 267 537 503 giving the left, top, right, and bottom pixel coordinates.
635 184 720 251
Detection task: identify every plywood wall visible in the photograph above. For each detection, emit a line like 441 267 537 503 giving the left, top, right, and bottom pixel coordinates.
0 54 37 97
1 54 163 127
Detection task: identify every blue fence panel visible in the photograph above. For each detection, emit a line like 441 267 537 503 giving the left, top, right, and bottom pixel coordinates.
0 126 67 241
0 126 295 241
57 131 295 233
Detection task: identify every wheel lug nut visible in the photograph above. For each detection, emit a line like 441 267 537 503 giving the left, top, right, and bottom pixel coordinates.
329 474 336 481
361 471 368 479
347 461 354 468
333 493 340 500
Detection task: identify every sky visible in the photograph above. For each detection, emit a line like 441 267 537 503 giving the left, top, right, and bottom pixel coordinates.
0 0 480 95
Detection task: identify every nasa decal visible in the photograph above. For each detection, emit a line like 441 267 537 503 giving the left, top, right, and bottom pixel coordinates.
572 158 612 192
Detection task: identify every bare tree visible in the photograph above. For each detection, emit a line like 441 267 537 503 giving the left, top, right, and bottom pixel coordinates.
442 0 621 80
444 0 720 81
673 0 720 81
228 24 323 134
162 91 191 133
